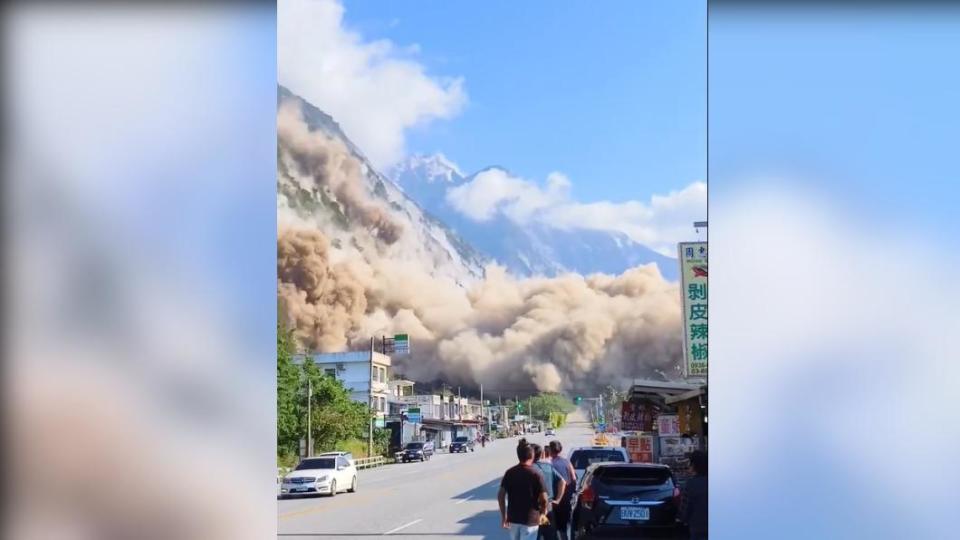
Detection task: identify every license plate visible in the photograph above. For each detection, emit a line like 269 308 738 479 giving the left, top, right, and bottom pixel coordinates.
620 506 650 521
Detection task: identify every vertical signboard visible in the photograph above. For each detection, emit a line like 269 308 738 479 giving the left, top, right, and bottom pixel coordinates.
626 434 656 463
621 401 642 431
394 334 410 355
678 242 708 377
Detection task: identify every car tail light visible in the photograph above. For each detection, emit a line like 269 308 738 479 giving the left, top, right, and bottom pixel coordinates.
580 484 596 510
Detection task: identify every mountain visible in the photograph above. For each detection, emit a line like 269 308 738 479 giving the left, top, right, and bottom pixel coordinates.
277 86 488 286
390 155 679 280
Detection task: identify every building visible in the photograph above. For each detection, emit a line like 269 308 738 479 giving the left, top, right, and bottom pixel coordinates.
383 392 484 450
294 350 392 417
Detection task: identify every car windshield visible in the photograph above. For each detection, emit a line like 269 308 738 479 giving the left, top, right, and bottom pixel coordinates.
595 466 672 486
454 437 468 442
296 458 336 470
405 443 424 449
570 450 626 469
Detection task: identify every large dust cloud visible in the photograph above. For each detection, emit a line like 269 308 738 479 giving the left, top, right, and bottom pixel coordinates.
277 102 684 394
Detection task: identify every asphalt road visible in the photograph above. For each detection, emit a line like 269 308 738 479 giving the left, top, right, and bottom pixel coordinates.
277 420 687 539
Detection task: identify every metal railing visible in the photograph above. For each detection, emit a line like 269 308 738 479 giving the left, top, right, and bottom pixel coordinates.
354 456 386 470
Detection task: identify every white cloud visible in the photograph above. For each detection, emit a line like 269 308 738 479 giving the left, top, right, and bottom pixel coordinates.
278 0 466 168
446 167 705 257
446 168 570 222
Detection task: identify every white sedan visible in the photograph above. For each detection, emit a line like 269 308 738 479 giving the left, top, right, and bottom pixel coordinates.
280 455 357 498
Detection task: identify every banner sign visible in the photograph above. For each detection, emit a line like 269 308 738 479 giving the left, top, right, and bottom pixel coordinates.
621 401 641 431
407 406 421 424
622 401 655 432
659 436 698 457
678 242 708 377
657 415 681 436
626 434 655 463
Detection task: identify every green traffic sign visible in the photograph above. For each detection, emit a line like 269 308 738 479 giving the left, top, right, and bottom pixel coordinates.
395 334 409 341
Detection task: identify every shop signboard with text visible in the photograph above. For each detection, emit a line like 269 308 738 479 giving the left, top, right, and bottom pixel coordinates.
678 242 708 377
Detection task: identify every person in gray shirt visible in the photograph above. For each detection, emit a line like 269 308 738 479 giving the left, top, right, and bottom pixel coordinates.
548 441 576 540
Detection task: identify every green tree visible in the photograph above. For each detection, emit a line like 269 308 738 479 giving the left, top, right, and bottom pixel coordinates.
277 321 302 458
525 393 576 424
301 358 370 454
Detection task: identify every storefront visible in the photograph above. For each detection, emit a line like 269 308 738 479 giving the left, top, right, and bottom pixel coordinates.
622 381 707 483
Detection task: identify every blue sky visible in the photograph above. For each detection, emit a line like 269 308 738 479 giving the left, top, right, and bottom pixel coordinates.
340 0 706 204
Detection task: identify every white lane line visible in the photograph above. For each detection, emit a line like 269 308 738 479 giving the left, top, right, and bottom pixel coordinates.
454 495 473 505
383 519 423 535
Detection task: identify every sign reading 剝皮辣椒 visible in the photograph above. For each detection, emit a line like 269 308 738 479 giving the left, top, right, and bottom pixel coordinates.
678 242 708 377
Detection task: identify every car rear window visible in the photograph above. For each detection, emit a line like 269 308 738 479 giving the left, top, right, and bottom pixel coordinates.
595 466 672 486
296 458 335 470
454 437 468 442
405 443 424 449
570 450 626 469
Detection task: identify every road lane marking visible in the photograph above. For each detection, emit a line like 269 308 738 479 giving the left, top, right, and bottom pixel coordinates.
383 519 422 535
454 495 473 505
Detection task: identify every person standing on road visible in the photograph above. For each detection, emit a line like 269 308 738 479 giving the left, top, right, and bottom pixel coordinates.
548 440 577 540
498 443 549 540
530 444 565 540
681 450 708 540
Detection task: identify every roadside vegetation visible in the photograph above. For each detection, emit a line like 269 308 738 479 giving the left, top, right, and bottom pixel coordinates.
277 321 386 466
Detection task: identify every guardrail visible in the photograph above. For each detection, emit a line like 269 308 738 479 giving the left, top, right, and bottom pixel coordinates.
278 455 389 483
354 456 386 470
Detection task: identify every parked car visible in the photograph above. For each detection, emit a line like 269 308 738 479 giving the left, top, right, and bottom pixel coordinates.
279 455 357 498
570 463 680 539
401 441 434 462
450 436 475 453
568 446 630 484
545 427 556 436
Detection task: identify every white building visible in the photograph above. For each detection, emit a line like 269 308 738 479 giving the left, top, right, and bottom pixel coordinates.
294 351 392 416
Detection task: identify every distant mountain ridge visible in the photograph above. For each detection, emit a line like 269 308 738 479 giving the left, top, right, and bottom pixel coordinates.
390 154 678 280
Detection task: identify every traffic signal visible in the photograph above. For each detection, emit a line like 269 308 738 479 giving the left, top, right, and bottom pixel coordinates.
574 396 582 405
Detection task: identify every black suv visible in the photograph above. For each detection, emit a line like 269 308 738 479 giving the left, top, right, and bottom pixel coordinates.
450 436 475 453
570 463 681 539
400 441 435 462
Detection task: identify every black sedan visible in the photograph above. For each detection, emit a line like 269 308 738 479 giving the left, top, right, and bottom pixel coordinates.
570 462 681 539
400 441 434 462
450 436 475 453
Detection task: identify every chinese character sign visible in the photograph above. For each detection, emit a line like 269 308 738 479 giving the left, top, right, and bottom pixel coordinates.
621 401 643 431
657 414 680 436
678 242 708 377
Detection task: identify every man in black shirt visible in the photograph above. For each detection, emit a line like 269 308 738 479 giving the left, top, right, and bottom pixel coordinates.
498 443 548 540
681 450 708 540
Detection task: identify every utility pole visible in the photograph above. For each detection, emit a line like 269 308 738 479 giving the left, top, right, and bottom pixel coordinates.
599 393 604 424
307 375 312 456
458 386 462 422
368 337 374 458
498 394 503 433
480 384 484 433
